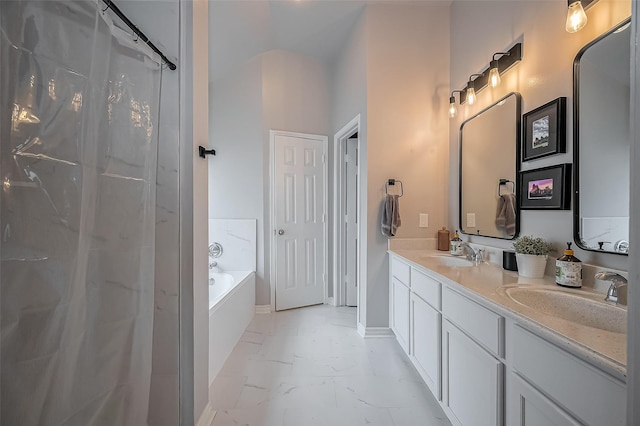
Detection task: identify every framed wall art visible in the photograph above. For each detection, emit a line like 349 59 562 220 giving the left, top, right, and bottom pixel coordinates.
522 97 566 161
519 164 571 210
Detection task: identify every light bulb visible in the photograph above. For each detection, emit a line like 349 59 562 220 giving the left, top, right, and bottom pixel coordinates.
566 1 587 33
466 87 476 105
488 61 501 88
449 96 457 118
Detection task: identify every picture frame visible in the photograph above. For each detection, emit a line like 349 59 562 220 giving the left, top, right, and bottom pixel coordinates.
522 97 566 161
519 164 571 210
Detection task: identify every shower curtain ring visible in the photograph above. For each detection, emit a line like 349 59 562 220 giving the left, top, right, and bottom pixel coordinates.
132 32 139 43
102 0 111 13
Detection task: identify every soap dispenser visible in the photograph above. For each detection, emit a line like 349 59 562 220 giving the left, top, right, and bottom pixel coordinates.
555 242 582 288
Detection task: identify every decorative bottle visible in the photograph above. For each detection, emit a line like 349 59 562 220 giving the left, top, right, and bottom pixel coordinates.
450 231 463 256
555 242 582 288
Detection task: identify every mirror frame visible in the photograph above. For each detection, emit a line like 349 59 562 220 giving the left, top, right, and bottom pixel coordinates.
572 18 631 255
459 92 522 240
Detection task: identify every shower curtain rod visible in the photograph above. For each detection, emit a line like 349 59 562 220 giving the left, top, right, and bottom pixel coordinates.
100 0 177 71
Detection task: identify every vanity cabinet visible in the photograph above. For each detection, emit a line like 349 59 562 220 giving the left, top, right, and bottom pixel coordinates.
410 268 442 399
390 256 411 353
441 287 504 426
508 325 626 426
387 253 626 426
443 320 503 426
507 373 582 426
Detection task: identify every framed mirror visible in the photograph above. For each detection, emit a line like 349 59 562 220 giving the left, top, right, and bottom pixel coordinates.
460 92 521 239
574 18 630 255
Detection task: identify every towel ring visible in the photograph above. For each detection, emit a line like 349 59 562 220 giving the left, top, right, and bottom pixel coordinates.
497 179 514 197
386 179 404 197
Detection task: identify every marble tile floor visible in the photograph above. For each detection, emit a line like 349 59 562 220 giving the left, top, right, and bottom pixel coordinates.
210 304 451 426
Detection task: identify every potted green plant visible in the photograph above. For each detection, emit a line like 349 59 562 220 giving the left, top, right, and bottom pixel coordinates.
512 235 553 278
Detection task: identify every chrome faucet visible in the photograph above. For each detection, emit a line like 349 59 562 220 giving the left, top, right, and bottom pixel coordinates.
209 261 218 270
595 271 628 306
459 242 483 264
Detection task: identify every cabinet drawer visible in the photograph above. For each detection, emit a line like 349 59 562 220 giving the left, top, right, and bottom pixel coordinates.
391 256 411 286
442 287 503 356
411 267 441 310
512 325 625 426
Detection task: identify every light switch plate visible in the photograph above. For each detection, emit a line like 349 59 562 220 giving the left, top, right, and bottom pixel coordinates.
466 213 476 227
419 213 429 228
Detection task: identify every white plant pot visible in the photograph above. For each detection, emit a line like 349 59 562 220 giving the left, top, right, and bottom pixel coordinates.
515 253 548 278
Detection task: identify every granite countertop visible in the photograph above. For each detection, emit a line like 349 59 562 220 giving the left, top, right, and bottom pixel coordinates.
389 249 627 382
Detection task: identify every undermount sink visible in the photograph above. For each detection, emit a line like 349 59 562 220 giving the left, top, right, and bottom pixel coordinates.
421 255 474 267
497 285 627 334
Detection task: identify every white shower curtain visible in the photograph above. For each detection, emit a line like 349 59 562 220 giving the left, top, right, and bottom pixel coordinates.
0 1 162 424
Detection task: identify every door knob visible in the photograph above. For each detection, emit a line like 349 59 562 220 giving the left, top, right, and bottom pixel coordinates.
278 229 285 235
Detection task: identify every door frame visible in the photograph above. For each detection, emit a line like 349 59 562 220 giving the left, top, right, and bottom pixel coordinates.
332 115 362 307
269 130 328 312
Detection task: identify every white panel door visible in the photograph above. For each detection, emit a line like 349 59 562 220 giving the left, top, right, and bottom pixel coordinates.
274 132 326 311
345 137 358 306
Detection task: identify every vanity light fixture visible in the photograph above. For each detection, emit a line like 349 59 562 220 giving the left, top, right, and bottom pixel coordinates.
488 52 510 88
449 90 463 118
457 42 522 105
566 0 598 33
466 74 483 105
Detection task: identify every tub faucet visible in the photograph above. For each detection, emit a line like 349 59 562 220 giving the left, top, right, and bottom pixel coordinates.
595 271 628 306
209 261 218 270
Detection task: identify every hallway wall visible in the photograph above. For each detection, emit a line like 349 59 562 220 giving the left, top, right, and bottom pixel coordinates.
331 3 451 328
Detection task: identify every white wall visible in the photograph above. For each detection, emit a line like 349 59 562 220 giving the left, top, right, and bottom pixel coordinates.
332 4 451 328
330 12 368 320
191 0 210 420
209 50 330 305
367 4 451 328
448 0 631 272
209 57 264 299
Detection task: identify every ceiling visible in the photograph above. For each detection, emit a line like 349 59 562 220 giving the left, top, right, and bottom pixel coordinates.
208 0 405 81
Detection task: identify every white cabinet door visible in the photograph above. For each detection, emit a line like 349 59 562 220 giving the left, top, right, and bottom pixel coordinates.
391 277 410 353
443 320 503 426
411 293 441 400
507 373 582 426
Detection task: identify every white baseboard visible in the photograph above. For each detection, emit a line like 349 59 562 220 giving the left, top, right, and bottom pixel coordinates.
255 305 271 314
357 323 394 338
196 402 216 426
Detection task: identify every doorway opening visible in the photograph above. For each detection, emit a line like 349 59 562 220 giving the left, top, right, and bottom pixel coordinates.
333 115 362 308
